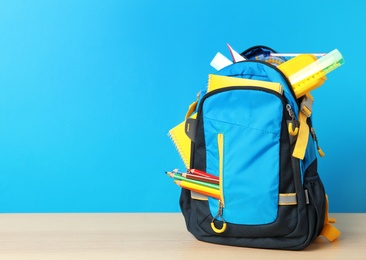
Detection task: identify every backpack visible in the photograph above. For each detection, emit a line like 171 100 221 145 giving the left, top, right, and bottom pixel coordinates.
168 45 341 250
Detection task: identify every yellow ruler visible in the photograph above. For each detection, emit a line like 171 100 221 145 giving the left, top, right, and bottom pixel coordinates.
288 49 345 98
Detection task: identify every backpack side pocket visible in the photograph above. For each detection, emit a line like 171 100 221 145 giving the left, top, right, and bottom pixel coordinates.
304 159 326 240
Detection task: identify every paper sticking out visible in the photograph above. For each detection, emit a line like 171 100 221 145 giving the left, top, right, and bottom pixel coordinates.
227 43 246 62
210 52 233 71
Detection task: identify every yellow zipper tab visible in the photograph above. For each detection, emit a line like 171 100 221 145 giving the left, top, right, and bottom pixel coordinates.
211 200 227 233
217 133 224 207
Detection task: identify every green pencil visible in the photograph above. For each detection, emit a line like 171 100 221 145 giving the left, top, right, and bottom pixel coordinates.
166 172 219 190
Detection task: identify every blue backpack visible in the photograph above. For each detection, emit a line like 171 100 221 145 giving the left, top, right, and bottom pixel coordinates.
172 46 341 250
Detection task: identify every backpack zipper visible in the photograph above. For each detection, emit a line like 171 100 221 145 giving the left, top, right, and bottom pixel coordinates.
228 59 298 103
211 133 227 233
217 133 225 207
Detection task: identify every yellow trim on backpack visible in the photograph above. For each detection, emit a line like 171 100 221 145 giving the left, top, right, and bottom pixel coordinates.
292 111 309 160
320 195 341 242
278 193 297 205
208 74 283 94
217 133 225 207
288 122 299 136
185 100 198 119
292 93 314 160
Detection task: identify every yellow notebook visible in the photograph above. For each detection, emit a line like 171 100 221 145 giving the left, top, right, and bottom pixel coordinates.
208 74 283 94
168 113 196 169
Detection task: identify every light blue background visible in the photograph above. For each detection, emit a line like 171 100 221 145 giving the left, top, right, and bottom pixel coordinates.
0 1 365 213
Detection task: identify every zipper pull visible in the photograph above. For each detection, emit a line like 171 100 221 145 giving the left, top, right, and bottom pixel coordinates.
311 127 325 157
286 104 299 137
211 200 227 233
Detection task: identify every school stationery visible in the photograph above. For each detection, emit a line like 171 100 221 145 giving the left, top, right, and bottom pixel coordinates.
167 45 342 250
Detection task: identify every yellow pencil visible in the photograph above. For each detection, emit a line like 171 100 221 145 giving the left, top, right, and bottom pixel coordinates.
174 180 221 200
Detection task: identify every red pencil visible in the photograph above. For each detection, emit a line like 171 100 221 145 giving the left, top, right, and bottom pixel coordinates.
182 172 219 185
189 169 219 180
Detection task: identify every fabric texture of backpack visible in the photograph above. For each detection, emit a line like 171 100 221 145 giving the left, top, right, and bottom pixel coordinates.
174 46 340 250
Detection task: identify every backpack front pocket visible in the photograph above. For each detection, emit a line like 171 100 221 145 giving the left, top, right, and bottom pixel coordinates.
200 87 285 225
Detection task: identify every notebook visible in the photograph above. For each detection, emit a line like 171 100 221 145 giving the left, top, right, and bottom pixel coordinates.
168 113 196 169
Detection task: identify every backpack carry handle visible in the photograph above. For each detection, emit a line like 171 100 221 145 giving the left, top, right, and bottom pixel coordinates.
240 45 277 60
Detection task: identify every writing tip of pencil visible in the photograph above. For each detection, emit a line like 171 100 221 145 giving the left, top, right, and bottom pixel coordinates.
165 172 175 178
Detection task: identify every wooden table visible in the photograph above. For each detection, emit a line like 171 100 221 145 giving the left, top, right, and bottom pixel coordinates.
0 213 364 259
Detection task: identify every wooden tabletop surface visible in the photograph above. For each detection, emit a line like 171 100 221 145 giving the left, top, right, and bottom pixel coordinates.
0 213 364 259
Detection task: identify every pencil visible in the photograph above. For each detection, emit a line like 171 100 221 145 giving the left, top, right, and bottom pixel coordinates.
189 169 219 180
174 180 221 200
185 186 221 200
167 172 219 190
182 172 219 185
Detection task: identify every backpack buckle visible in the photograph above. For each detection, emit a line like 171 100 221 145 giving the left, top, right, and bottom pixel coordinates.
292 93 314 160
300 93 314 117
